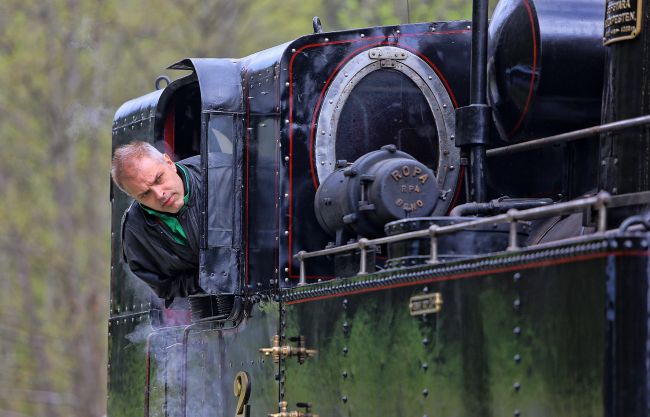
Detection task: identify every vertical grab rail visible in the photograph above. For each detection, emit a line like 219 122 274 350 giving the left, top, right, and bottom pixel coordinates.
428 225 439 264
507 209 519 251
358 238 369 275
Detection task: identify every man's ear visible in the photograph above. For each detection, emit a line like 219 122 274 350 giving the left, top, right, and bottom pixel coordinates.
163 154 174 166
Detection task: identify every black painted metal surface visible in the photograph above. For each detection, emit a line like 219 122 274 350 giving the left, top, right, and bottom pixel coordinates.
108 300 278 417
485 0 606 201
488 0 605 142
600 0 650 198
278 21 472 283
281 235 650 417
605 251 650 416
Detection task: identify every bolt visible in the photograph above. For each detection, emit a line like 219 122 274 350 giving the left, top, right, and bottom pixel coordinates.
422 338 429 345
513 299 521 310
513 326 521 336
343 346 348 355
422 388 428 397
421 362 428 370
342 396 348 403
514 410 521 417
513 272 521 283
513 382 521 391
342 371 348 378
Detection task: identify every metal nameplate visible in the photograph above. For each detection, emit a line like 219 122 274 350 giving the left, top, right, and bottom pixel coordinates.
604 0 643 45
409 293 443 316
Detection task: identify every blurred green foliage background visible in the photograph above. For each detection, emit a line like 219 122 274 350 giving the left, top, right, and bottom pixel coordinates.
0 0 499 415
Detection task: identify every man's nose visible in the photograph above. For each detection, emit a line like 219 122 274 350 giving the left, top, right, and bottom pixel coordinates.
153 187 166 200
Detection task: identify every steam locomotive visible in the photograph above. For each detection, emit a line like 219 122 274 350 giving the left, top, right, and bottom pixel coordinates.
108 0 650 415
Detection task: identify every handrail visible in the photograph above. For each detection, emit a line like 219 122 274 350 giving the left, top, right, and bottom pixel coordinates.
294 191 611 284
486 115 650 158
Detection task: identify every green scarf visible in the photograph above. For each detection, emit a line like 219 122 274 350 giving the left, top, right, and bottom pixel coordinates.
140 163 190 245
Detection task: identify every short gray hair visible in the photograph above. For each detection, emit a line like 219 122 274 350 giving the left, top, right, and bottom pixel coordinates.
111 141 165 193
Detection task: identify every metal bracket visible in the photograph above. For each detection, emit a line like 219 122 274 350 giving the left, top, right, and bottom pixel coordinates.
368 47 407 60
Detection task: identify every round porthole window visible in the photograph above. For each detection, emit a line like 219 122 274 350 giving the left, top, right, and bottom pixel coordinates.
315 46 460 213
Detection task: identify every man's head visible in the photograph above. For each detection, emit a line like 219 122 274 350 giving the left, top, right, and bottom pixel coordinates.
111 141 185 213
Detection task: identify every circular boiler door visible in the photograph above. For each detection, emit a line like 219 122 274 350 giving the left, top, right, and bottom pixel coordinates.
315 46 460 214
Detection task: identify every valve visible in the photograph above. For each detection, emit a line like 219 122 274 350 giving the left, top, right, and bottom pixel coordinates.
259 335 317 364
268 401 319 417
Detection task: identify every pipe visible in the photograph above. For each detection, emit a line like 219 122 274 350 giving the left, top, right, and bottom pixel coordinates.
469 146 487 202
449 197 554 217
470 0 489 105
465 0 490 202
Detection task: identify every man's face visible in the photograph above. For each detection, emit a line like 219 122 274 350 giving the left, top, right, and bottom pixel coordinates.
122 154 185 213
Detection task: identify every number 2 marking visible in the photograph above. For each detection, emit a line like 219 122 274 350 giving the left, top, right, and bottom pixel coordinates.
234 371 251 417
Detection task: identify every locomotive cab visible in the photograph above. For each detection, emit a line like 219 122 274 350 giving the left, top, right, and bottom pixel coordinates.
110 72 202 320
111 58 245 321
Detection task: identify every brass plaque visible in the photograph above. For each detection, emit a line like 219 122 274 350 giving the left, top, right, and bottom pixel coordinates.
604 0 643 45
409 293 443 316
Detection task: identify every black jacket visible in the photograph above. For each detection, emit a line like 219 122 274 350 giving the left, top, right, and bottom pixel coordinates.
121 156 202 305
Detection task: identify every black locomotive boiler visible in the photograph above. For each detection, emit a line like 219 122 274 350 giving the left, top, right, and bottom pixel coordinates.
108 0 650 415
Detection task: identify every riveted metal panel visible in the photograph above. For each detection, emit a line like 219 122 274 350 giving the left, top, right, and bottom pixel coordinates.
280 235 650 416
